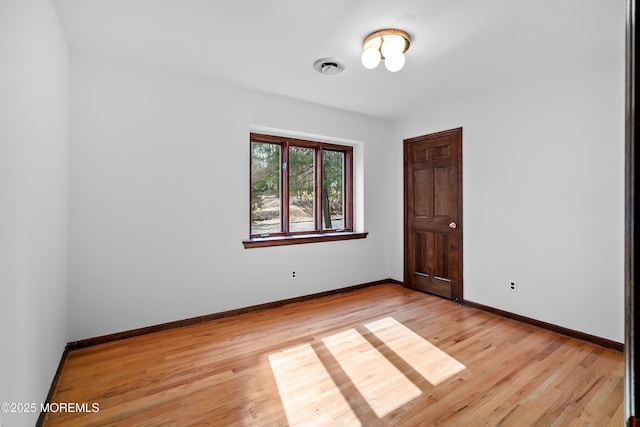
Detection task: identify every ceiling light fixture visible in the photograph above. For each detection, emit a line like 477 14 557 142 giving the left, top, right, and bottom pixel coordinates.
361 29 410 72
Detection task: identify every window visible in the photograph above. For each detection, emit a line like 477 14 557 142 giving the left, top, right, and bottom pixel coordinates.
244 133 366 248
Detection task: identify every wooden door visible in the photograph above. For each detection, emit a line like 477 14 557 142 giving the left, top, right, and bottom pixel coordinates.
404 128 463 301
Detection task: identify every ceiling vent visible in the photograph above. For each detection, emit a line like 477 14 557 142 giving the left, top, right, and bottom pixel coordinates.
313 57 345 75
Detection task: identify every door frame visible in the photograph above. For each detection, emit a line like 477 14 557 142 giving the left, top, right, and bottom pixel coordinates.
625 0 637 422
403 127 464 301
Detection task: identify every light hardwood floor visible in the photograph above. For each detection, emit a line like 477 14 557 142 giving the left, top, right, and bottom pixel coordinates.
43 284 624 426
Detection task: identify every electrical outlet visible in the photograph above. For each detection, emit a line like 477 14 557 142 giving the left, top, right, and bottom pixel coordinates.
291 271 296 280
509 281 517 292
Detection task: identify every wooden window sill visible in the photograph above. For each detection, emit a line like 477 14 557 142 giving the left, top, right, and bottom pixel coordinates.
243 231 368 249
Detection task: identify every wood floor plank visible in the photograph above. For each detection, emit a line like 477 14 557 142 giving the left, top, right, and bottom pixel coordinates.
43 284 623 426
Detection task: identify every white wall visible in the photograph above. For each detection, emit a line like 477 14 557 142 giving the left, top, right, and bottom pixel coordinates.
0 0 69 426
67 3 624 346
69 56 394 341
391 52 625 342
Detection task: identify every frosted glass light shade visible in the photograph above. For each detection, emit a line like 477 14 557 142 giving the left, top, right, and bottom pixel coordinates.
384 52 405 72
361 29 410 72
361 47 381 69
381 35 406 58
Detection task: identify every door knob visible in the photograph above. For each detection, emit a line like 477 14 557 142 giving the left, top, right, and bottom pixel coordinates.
449 222 457 229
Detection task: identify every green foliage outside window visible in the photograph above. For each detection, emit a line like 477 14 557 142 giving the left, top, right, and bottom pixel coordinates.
251 135 349 235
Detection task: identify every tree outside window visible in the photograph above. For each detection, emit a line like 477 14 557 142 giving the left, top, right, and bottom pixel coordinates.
250 133 352 237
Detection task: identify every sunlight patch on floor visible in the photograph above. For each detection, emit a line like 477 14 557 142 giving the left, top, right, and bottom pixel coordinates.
322 329 421 418
268 343 361 426
365 317 466 386
268 318 463 423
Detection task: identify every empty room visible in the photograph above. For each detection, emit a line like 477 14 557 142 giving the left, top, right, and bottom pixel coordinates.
1 0 632 426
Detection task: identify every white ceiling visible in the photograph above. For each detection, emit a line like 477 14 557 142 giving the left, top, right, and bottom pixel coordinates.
52 0 623 120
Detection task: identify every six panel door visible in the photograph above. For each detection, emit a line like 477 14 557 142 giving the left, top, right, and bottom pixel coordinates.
404 128 462 301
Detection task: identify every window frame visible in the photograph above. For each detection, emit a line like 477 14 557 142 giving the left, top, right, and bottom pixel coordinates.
244 133 366 248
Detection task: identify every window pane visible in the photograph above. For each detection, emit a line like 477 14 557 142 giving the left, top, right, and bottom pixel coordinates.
322 150 344 230
251 142 281 235
289 146 315 232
